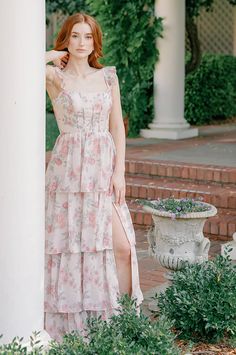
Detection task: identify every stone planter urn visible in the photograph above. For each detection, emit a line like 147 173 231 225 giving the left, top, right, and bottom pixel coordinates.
141 199 217 311
143 201 217 272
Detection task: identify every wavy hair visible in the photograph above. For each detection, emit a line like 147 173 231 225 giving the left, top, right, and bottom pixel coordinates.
54 12 103 69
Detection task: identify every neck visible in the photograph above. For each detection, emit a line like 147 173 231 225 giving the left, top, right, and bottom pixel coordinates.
65 56 92 75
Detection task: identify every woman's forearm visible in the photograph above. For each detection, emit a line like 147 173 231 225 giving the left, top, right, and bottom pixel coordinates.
110 123 126 173
45 50 58 64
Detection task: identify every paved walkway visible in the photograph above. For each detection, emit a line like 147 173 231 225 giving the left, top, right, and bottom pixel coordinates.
126 123 236 167
126 123 236 313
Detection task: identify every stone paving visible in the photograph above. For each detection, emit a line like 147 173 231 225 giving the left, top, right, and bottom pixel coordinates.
126 124 236 167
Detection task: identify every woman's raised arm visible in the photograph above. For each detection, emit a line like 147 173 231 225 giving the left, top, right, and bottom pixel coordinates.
45 50 69 84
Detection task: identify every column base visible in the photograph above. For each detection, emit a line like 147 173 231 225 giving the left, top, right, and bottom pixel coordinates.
140 126 199 140
221 232 236 261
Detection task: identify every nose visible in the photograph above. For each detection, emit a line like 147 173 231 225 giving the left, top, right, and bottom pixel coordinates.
79 36 85 46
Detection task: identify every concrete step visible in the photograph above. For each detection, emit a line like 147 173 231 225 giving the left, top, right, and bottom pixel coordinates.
125 159 236 185
128 199 236 241
125 175 236 210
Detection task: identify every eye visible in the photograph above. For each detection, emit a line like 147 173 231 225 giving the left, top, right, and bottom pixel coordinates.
72 34 78 38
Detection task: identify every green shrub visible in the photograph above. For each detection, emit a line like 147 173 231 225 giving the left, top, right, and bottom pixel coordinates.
46 112 59 151
46 92 53 114
185 54 236 125
0 296 179 354
49 295 180 354
156 250 236 342
0 331 44 354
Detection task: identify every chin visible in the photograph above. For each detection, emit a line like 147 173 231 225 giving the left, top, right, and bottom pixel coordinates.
71 52 88 59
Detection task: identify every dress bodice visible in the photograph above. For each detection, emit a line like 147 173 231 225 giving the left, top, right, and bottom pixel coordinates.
51 66 117 134
46 66 117 193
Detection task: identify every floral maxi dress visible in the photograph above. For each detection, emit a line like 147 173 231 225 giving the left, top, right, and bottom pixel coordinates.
44 65 143 341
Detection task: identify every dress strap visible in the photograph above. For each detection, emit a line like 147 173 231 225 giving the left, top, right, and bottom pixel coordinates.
103 66 117 90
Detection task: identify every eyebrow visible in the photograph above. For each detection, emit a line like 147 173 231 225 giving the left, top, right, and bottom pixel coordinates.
71 31 92 35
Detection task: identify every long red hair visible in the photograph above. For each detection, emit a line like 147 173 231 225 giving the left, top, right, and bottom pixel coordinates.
53 12 103 69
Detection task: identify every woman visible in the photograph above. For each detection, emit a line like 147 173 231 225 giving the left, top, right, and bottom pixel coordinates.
45 12 143 341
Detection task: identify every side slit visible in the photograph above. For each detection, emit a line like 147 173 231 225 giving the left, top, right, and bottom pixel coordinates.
112 202 133 297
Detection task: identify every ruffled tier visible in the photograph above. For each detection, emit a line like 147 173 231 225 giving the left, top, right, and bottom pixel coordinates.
45 190 114 253
45 130 116 193
44 246 143 314
44 245 143 342
45 190 137 254
44 251 120 314
44 308 118 342
45 190 143 341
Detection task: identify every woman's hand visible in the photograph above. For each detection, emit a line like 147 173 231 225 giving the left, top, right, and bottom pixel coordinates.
46 50 69 68
109 171 126 206
53 51 69 69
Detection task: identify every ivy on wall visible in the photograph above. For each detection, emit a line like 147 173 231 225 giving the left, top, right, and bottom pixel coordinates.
87 1 163 136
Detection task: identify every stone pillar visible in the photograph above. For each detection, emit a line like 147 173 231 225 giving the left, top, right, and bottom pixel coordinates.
0 0 49 345
140 0 198 140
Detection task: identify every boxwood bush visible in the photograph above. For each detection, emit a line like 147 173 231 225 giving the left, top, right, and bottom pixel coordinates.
49 295 179 354
155 250 236 342
0 296 180 354
185 53 236 125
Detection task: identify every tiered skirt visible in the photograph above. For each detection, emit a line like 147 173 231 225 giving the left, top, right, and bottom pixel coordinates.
44 132 143 341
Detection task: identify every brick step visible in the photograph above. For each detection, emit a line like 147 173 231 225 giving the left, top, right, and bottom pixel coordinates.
125 175 236 210
128 200 236 241
125 159 236 185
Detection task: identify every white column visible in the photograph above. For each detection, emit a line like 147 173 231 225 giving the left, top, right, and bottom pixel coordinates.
141 0 198 140
0 0 50 345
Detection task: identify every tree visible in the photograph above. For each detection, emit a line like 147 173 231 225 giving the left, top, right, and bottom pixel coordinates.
186 0 236 74
46 0 88 25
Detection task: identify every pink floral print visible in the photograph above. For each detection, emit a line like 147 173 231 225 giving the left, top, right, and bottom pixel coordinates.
45 66 143 342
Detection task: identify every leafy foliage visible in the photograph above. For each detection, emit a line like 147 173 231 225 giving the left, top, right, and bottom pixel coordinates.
185 53 236 125
186 0 215 18
185 0 236 74
46 93 53 114
155 250 236 342
0 296 179 354
49 295 180 354
86 0 163 136
46 113 59 151
46 0 89 16
136 197 211 218
0 331 44 354
186 0 236 18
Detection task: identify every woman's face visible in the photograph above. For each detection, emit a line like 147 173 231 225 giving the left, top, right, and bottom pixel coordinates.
67 22 94 58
